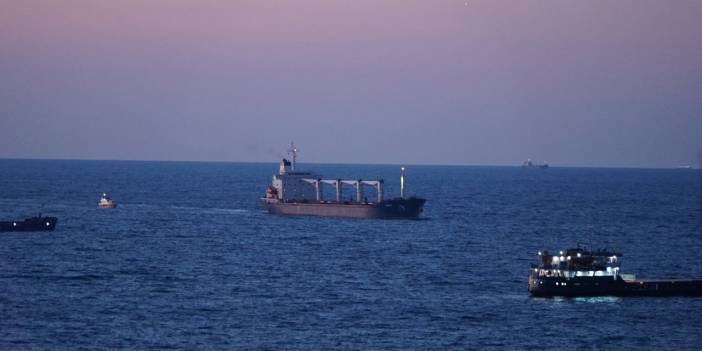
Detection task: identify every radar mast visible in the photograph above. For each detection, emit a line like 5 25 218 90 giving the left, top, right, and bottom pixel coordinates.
288 142 298 171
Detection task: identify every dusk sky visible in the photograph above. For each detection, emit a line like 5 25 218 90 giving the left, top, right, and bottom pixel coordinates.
1 0 701 168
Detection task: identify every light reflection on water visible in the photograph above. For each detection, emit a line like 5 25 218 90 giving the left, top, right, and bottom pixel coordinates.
530 296 622 304
572 296 622 304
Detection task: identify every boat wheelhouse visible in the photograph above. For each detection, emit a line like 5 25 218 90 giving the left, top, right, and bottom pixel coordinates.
532 248 624 280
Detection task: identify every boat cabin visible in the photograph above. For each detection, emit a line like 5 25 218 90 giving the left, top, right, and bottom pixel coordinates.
532 248 623 279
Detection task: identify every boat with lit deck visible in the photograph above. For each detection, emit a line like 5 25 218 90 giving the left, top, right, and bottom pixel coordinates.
529 247 702 297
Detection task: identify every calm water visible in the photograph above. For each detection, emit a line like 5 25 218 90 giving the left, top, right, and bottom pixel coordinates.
1 159 701 350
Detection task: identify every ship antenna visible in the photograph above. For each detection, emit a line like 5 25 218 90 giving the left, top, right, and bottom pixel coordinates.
400 166 405 199
288 142 298 171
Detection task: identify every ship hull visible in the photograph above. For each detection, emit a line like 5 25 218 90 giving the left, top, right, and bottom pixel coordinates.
0 217 58 232
529 274 702 297
262 197 425 219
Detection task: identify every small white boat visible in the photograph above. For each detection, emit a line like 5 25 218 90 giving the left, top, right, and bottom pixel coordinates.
98 193 117 208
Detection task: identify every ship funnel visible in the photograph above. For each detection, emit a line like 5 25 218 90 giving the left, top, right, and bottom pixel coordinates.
279 159 292 175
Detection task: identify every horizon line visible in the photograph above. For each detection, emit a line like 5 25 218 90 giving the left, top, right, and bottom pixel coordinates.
0 156 698 171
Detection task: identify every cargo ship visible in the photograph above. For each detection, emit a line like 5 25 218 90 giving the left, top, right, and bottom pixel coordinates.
261 143 426 219
0 215 58 232
528 247 702 297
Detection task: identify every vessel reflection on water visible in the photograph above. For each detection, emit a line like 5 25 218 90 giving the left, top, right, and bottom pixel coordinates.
529 247 702 297
261 143 426 219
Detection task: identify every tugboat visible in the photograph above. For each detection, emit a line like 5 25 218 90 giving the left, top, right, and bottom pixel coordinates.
528 247 702 297
98 193 117 208
0 214 58 232
261 143 426 219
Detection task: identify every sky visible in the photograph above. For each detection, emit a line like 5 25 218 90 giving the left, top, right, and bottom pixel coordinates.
1 0 701 168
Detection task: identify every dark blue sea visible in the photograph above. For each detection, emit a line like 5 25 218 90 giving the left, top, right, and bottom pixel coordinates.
1 159 701 350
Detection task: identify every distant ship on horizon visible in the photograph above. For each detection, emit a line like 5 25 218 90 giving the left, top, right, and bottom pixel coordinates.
522 159 549 168
261 143 426 219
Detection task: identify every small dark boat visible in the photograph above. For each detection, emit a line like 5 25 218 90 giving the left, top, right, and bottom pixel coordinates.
0 215 58 232
529 247 702 297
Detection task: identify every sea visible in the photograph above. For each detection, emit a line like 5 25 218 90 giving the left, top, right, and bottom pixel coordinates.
1 159 701 350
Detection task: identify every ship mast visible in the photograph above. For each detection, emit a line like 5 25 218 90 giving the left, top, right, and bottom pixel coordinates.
400 166 405 199
288 142 298 171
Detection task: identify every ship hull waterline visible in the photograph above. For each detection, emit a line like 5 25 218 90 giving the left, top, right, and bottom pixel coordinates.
262 198 426 219
528 275 702 297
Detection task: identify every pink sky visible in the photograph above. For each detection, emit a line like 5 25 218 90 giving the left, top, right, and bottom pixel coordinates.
1 1 701 167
